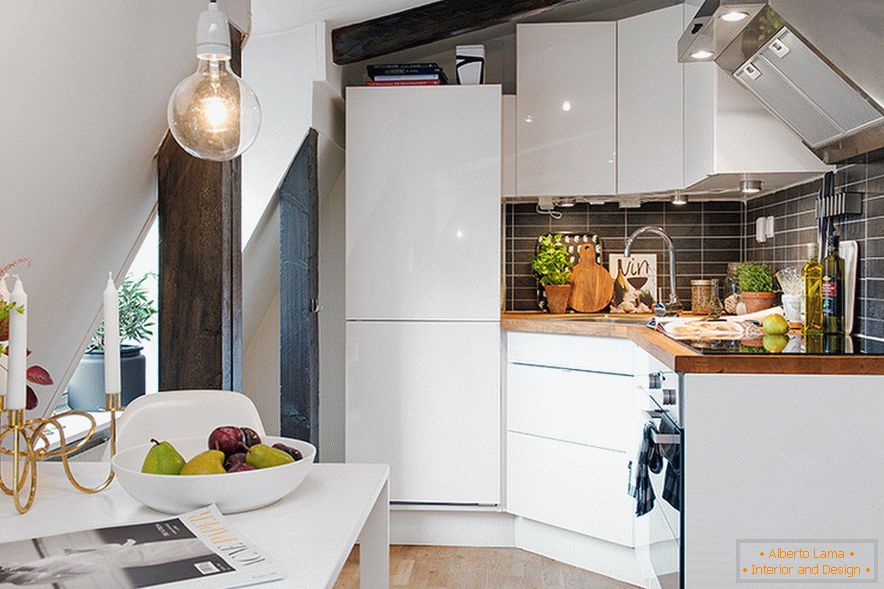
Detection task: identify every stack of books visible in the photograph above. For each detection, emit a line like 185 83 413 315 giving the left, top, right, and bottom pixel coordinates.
366 63 448 86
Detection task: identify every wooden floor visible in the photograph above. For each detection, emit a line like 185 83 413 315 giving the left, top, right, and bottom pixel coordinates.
333 545 640 589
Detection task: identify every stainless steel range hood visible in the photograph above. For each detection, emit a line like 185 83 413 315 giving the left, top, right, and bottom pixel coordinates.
678 0 883 163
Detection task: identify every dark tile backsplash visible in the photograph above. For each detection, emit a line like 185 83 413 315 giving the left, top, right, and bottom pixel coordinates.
743 150 884 340
504 201 744 311
504 151 884 340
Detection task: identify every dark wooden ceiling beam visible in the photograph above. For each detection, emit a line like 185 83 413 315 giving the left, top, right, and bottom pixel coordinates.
157 23 245 393
332 0 581 65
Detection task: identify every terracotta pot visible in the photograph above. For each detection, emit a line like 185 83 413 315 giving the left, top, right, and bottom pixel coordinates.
740 291 778 314
544 284 572 315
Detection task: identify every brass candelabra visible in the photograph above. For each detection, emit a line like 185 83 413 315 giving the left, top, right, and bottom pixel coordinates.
0 393 120 514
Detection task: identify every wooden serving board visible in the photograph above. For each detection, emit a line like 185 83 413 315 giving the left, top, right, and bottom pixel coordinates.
569 244 615 313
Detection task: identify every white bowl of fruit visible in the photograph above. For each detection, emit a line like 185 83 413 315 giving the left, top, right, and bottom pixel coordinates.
112 426 315 514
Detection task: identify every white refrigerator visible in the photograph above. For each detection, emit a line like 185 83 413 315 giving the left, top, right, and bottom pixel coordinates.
345 86 502 505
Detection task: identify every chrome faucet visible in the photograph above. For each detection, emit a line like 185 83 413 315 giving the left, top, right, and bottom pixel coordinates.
624 226 683 313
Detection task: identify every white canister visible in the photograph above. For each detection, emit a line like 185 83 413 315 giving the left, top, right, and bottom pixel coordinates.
456 45 485 85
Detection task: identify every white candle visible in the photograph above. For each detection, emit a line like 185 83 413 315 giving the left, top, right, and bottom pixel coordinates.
103 273 121 395
0 275 8 399
7 277 28 410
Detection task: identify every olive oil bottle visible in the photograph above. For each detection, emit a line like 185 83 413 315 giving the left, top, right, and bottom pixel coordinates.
821 235 844 335
802 243 823 334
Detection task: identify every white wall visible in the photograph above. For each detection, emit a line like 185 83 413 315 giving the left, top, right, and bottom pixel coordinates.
244 293 282 435
0 0 247 416
242 189 281 433
242 22 337 244
241 21 346 453
317 135 346 461
249 0 431 36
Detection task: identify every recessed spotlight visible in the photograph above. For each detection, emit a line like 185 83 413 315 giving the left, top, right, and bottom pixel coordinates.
691 50 714 60
721 10 749 22
741 180 763 194
524 115 534 124
557 198 576 208
672 194 688 206
562 101 572 112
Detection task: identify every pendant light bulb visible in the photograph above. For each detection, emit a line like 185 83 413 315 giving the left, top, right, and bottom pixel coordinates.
167 2 261 162
741 179 763 194
671 193 688 206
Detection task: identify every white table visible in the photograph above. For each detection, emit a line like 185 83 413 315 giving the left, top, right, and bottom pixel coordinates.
0 462 390 589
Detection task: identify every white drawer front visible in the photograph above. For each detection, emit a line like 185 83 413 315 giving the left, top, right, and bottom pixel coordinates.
507 432 635 546
507 332 635 375
507 363 633 451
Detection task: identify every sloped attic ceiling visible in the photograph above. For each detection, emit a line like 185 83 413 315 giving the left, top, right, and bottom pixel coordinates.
0 0 248 415
250 0 435 36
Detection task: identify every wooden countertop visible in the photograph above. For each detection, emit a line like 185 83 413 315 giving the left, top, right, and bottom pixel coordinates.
501 313 884 375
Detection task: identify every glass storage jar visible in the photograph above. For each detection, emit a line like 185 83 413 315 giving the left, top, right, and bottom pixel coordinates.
691 279 717 314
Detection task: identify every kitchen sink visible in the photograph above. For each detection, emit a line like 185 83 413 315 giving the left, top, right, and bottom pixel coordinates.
560 314 652 325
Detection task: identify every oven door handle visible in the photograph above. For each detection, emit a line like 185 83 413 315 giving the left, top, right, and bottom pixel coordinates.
651 430 680 445
644 410 681 445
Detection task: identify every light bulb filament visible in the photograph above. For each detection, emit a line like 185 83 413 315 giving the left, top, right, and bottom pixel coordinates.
201 96 230 131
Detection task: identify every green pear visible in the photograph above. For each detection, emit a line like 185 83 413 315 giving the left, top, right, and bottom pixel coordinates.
141 439 186 475
246 444 295 469
763 313 790 336
180 449 226 475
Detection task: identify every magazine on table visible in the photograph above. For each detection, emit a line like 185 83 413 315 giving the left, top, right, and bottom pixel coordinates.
0 505 283 588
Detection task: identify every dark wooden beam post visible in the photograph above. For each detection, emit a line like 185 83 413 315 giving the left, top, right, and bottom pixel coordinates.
332 0 580 65
279 129 320 447
157 24 245 392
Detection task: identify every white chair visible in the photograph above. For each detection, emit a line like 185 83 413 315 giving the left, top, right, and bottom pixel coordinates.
102 390 266 461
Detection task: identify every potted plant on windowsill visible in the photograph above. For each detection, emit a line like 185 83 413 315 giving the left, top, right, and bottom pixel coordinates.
68 274 156 411
531 234 573 315
737 262 779 314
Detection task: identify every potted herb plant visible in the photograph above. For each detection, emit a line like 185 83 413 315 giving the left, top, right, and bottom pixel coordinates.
531 235 573 314
68 274 157 410
736 262 778 314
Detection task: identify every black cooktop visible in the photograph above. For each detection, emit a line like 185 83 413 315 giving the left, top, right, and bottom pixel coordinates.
678 334 884 355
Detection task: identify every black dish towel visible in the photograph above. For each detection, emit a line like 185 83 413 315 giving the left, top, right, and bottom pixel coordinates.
629 421 663 517
660 418 681 511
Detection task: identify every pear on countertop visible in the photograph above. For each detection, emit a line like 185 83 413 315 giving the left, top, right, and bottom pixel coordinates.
141 439 186 475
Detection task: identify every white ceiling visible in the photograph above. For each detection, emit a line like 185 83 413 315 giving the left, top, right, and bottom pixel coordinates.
250 0 435 37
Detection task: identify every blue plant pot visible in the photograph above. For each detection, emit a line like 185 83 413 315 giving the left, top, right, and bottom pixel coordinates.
67 345 146 411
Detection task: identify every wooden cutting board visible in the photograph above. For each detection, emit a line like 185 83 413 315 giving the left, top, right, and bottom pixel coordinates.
569 244 615 313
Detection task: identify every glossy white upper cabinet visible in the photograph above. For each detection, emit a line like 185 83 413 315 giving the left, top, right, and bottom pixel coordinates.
346 86 502 321
502 95 517 198
617 5 684 195
517 23 617 197
681 1 831 188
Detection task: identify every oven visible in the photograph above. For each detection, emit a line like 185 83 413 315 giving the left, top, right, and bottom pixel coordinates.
635 365 683 589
